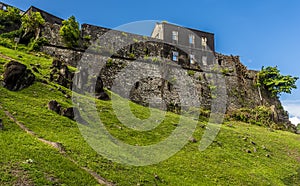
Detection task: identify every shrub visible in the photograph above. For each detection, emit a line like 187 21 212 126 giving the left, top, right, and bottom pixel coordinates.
187 70 195 76
228 106 274 127
0 29 22 39
59 16 80 48
129 53 135 59
0 37 14 49
28 37 49 51
106 58 113 67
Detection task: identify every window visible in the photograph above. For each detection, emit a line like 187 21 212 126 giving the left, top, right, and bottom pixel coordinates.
172 51 179 61
202 56 207 66
3 5 7 11
218 59 223 66
189 34 195 45
201 37 207 49
155 33 160 39
190 54 195 64
172 31 178 42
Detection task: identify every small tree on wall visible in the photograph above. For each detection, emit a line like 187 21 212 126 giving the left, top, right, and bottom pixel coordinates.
21 11 45 40
256 66 298 97
0 7 21 32
59 16 80 48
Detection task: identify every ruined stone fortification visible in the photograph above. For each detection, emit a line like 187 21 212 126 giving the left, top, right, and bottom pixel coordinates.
37 20 293 129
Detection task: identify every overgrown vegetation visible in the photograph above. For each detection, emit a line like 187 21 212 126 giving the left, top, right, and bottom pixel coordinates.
21 11 45 42
256 66 298 97
227 106 284 129
0 7 21 33
59 16 80 48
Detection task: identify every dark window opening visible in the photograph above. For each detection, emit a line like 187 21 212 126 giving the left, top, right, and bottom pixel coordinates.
168 82 173 92
129 45 134 53
145 47 149 55
218 59 223 66
135 82 140 89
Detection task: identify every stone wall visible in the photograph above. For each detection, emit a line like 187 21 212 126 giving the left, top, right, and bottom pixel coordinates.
40 22 292 128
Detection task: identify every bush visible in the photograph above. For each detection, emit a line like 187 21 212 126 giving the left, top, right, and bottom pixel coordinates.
0 29 22 39
106 58 113 67
228 106 274 127
187 70 195 76
0 37 14 49
59 16 80 48
28 37 49 51
0 7 21 33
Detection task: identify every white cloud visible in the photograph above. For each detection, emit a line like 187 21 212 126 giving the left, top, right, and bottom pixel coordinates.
282 100 300 125
290 116 300 125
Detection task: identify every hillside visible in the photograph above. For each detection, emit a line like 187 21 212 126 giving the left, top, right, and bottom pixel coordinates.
0 45 300 185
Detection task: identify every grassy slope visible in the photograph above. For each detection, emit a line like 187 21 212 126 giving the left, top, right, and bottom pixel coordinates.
0 45 300 185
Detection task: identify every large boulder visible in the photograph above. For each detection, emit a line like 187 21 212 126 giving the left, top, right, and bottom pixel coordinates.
94 76 110 101
47 100 61 114
3 61 35 91
50 59 74 89
61 107 76 120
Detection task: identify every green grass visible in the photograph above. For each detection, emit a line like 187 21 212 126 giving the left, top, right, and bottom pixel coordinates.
0 45 300 185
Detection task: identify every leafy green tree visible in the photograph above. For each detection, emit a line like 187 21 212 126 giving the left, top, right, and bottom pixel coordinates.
256 66 298 97
59 16 80 48
21 11 45 40
0 7 21 32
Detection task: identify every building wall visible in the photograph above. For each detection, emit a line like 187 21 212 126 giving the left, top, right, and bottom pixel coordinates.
151 22 215 66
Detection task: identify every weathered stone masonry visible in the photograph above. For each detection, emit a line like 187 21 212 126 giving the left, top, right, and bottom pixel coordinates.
34 12 293 128
40 22 290 123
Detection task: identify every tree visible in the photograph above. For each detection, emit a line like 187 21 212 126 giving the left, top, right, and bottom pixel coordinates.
21 11 45 40
0 7 21 32
256 66 298 97
59 16 80 48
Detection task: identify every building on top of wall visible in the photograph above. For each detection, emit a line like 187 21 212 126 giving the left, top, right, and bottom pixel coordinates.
151 22 215 66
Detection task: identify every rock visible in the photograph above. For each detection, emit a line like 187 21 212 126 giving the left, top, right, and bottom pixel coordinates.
61 107 75 120
49 59 74 89
64 94 71 99
227 123 233 127
0 118 3 130
154 174 160 180
47 100 61 114
95 91 110 101
253 147 257 153
3 61 35 91
189 137 197 143
95 76 104 93
61 107 87 124
51 59 62 68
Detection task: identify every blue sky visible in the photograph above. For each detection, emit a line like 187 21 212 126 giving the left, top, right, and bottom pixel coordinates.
3 0 300 123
